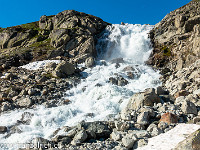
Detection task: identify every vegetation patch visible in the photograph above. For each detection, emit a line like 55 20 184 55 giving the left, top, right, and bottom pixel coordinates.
20 22 40 31
162 46 171 56
29 38 52 48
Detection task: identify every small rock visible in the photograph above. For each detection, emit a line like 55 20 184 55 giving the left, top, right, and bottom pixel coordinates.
181 100 197 115
123 66 135 72
71 130 88 145
5 73 14 80
158 121 169 131
156 86 167 95
16 97 33 108
137 112 149 125
147 124 163 137
0 126 7 134
127 72 134 79
175 90 190 98
85 57 95 68
110 129 122 141
193 116 200 124
1 102 12 111
115 121 130 131
28 88 36 96
118 77 128 86
133 138 148 149
122 134 137 149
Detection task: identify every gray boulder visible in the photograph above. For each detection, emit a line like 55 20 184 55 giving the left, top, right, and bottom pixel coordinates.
122 88 160 114
137 112 150 125
71 130 88 145
16 97 33 108
122 134 137 149
52 61 75 78
181 100 197 115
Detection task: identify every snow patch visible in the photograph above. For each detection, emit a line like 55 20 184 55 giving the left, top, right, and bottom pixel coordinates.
137 123 200 150
19 60 61 70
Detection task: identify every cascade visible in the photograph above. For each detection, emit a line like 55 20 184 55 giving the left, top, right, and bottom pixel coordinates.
0 24 161 145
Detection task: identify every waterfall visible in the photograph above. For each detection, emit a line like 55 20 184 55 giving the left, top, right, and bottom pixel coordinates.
0 24 161 146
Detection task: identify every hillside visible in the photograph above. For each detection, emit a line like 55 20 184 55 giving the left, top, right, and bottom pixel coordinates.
0 10 108 72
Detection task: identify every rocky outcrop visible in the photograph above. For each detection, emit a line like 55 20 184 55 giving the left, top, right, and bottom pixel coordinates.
0 10 108 71
148 1 200 71
148 1 200 106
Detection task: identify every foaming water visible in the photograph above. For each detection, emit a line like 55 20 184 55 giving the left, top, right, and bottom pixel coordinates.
0 24 161 147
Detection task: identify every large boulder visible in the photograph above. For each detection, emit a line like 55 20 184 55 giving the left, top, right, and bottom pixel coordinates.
121 88 160 121
52 61 75 78
125 88 160 111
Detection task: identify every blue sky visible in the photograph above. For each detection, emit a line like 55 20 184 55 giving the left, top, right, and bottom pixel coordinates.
0 0 191 28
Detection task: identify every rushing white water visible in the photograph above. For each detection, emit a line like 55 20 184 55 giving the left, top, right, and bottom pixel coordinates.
0 24 161 148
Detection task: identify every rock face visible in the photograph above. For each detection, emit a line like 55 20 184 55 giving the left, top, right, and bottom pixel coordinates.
148 1 200 70
0 10 108 71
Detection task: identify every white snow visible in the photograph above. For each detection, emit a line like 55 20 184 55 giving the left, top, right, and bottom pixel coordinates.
19 60 61 70
137 123 200 150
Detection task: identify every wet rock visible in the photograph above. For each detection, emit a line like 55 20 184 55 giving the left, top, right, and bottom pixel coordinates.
1 102 12 111
85 57 95 68
5 73 14 80
0 126 7 134
127 72 134 79
159 112 178 125
44 62 57 72
10 126 22 134
18 112 34 125
181 101 197 115
117 77 128 86
109 77 118 85
109 77 128 86
123 66 135 72
110 58 125 64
